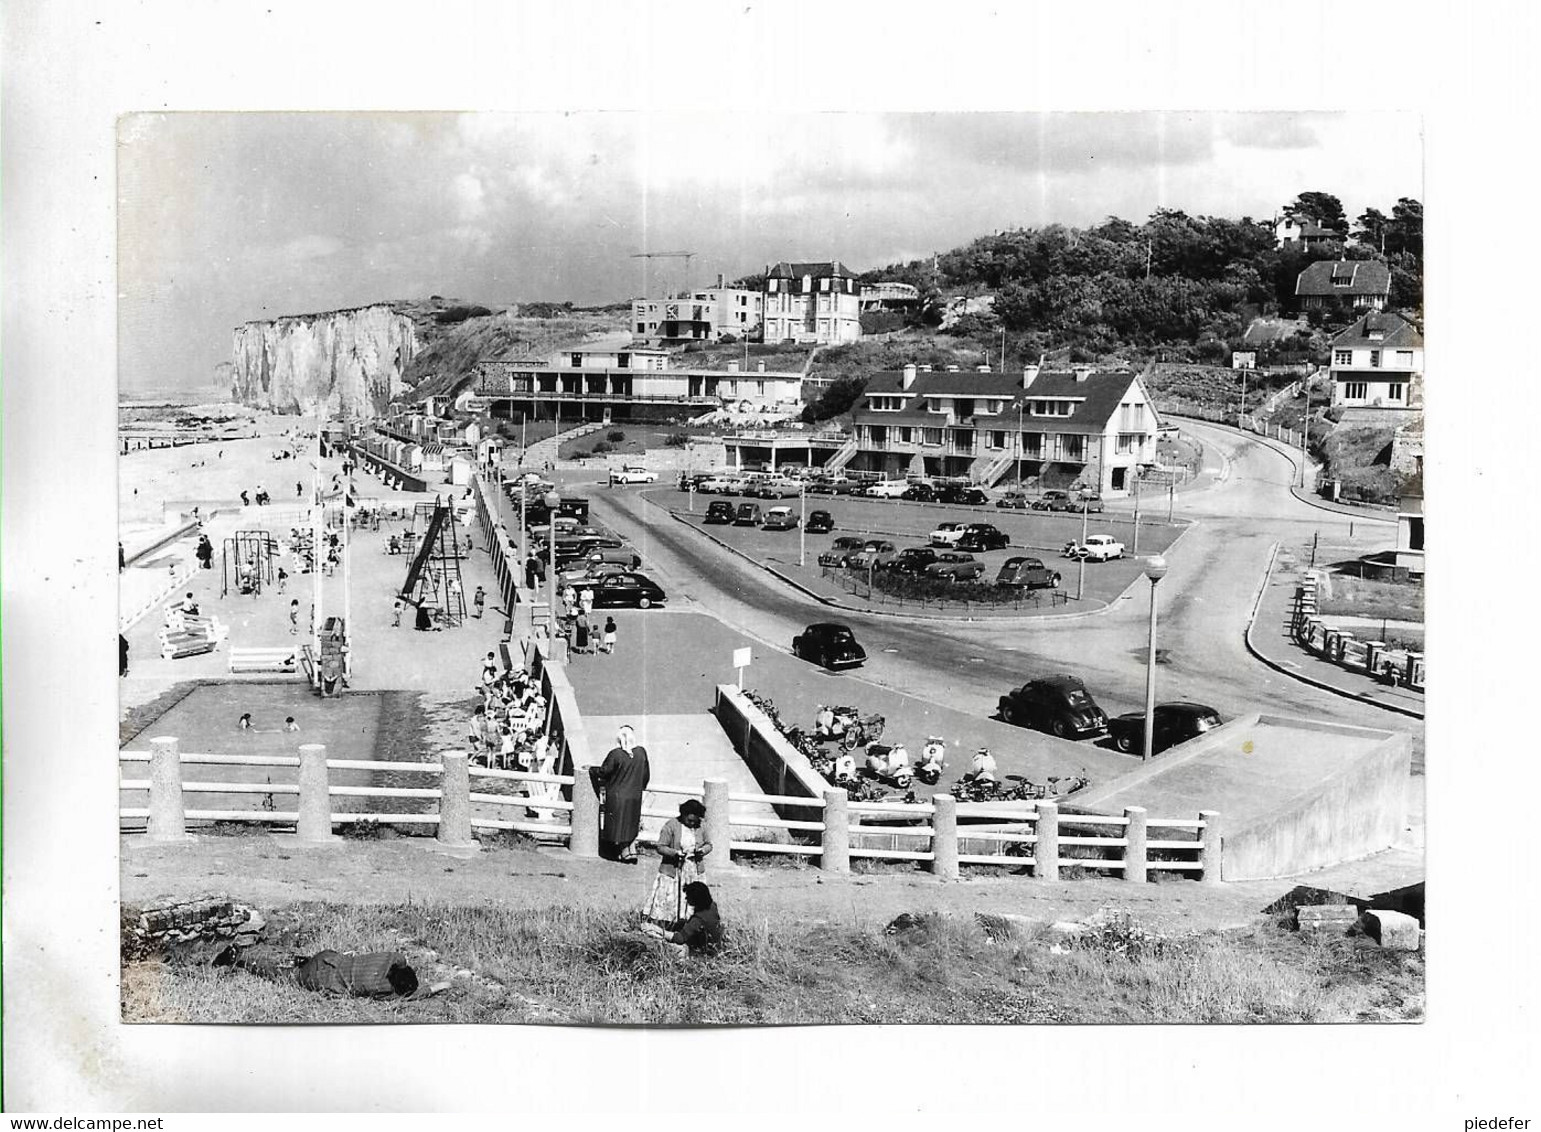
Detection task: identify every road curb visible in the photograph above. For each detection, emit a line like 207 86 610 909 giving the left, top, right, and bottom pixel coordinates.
1242 541 1425 721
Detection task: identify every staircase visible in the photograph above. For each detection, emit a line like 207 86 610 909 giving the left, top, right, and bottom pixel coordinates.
824 433 860 471
972 449 1017 487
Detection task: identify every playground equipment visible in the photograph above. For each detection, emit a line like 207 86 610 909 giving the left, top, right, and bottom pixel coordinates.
220 531 279 598
399 497 468 626
157 601 229 660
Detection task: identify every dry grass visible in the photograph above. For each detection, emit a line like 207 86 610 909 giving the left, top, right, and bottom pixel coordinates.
123 901 1423 1026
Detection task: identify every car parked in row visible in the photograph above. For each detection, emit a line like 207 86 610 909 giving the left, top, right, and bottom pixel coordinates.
938 485 989 506
806 475 858 496
929 521 967 547
1108 702 1223 755
901 482 937 502
704 500 736 524
998 674 1109 739
862 480 911 499
762 506 799 530
755 477 802 499
734 503 762 526
995 491 1031 510
1033 490 1072 511
1067 491 1104 513
848 540 898 570
792 622 866 670
584 572 668 609
926 550 985 582
886 546 940 575
817 536 867 568
608 466 657 485
955 522 1010 552
1076 534 1125 561
995 555 1062 589
805 509 834 533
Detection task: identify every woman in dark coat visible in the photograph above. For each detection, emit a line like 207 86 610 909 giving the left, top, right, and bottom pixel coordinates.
589 725 650 863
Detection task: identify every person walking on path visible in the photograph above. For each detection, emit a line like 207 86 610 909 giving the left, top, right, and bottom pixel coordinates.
574 611 591 655
196 535 214 570
643 800 713 929
277 566 288 593
391 597 403 627
578 586 594 618
240 490 251 507
600 616 617 655
589 725 650 863
473 586 486 619
289 599 300 635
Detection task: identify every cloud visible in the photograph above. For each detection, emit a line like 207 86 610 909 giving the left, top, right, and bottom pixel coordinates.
881 112 1217 174
1220 112 1324 150
452 172 486 220
272 234 343 263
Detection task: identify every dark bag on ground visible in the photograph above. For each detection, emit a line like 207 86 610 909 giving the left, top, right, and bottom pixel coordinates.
295 949 418 996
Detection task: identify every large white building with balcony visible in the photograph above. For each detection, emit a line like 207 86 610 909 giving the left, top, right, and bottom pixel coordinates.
632 275 763 343
1327 311 1423 422
846 363 1160 495
761 260 862 344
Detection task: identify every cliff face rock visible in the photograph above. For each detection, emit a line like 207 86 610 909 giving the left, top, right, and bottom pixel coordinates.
230 304 418 418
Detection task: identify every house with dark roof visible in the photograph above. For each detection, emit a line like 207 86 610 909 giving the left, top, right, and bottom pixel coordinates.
762 260 862 344
1328 311 1423 417
1295 259 1392 311
847 362 1161 495
1275 215 1341 251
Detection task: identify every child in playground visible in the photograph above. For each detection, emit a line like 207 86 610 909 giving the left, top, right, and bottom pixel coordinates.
277 567 288 593
392 598 403 627
289 599 300 635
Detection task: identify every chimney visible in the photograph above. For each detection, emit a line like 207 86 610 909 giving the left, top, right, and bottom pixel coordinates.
717 272 726 288
1073 366 1093 383
1022 364 1040 390
902 363 918 390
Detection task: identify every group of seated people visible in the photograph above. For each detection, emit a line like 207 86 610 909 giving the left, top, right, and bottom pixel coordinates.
468 654 551 772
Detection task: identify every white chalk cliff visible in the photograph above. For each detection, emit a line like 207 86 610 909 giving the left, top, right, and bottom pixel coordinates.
229 304 418 418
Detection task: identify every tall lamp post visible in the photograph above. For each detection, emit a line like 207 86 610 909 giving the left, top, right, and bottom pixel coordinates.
799 481 807 567
543 489 561 622
1141 555 1169 763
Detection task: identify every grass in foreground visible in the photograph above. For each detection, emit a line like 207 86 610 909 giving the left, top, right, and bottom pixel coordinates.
123 902 1423 1026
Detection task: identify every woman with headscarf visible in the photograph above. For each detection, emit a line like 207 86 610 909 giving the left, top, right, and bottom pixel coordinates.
589 724 650 863
643 799 713 928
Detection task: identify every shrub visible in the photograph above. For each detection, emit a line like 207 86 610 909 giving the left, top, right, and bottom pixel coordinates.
590 441 614 455
663 432 690 447
433 304 493 324
607 430 626 443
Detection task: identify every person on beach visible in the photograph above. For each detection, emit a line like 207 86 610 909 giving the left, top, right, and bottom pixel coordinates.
574 612 591 655
578 586 595 618
289 599 300 635
481 652 499 690
473 586 486 619
590 725 650 863
643 799 713 928
600 616 617 655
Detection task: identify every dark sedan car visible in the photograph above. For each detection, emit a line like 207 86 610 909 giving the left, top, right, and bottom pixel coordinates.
805 509 834 533
817 535 867 567
792 622 867 670
704 500 736 524
995 555 1061 589
925 550 985 582
886 546 941 575
900 483 937 502
938 485 989 506
585 572 667 609
1108 702 1224 755
998 674 1108 738
955 522 1010 552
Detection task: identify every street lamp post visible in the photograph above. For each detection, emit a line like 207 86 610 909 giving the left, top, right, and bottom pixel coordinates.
543 489 561 625
1076 492 1089 600
799 482 807 567
1142 555 1169 763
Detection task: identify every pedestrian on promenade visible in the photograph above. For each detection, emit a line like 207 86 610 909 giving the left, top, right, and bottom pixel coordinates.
197 536 214 570
578 586 594 618
525 555 541 591
277 567 288 593
392 597 403 627
473 586 486 619
240 490 251 507
589 725 650 864
600 616 617 655
574 611 591 655
643 799 713 929
289 599 300 635
296 482 304 498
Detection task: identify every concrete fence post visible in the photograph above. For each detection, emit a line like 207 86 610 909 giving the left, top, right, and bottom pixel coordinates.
703 778 735 871
1123 806 1148 883
568 761 599 858
147 736 187 842
1198 810 1224 883
1364 641 1384 675
1035 801 1059 881
296 743 338 843
1406 652 1423 688
1336 631 1353 662
820 788 850 874
437 749 476 849
930 793 959 880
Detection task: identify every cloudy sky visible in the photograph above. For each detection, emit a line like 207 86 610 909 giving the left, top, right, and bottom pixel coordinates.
118 110 1422 393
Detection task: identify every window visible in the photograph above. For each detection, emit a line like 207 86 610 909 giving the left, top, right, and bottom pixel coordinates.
1030 400 1073 417
922 428 943 446
1064 436 1085 461
927 399 947 414
1333 350 1353 366
1387 383 1405 401
989 430 1007 449
767 279 778 292
756 380 765 396
867 425 887 446
1370 350 1381 368
635 323 645 333
1396 350 1414 367
898 427 912 444
1024 433 1044 456
1116 433 1140 454
819 278 830 291
1344 382 1369 400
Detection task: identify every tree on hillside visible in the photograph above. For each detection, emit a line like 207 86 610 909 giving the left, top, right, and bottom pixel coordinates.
1286 191 1349 235
1355 207 1391 252
1386 198 1423 257
730 272 767 292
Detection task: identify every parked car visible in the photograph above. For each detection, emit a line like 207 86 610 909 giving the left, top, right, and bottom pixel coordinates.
1108 702 1223 755
806 475 857 496
863 480 911 499
678 471 713 491
955 523 1010 552
704 500 736 524
756 477 802 499
929 521 968 547
900 482 938 502
925 550 985 582
998 674 1109 739
762 506 799 530
995 491 1031 509
1077 534 1125 561
818 536 867 568
1033 490 1072 511
887 547 941 575
557 560 629 587
585 572 668 609
849 539 898 570
792 622 867 670
938 485 989 506
584 544 642 569
995 555 1062 589
609 466 657 485
805 509 834 533
1066 490 1104 514
734 503 762 526
697 474 737 494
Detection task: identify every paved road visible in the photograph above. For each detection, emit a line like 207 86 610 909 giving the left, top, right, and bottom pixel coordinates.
578 421 1422 774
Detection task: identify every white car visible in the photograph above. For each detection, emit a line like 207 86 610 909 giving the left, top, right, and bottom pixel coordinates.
1078 535 1126 561
929 521 968 547
609 466 657 485
863 480 911 499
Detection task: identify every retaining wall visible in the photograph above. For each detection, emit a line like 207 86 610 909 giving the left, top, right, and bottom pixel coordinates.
712 685 828 825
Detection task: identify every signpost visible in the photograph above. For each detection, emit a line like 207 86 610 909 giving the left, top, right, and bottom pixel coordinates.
733 646 752 690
